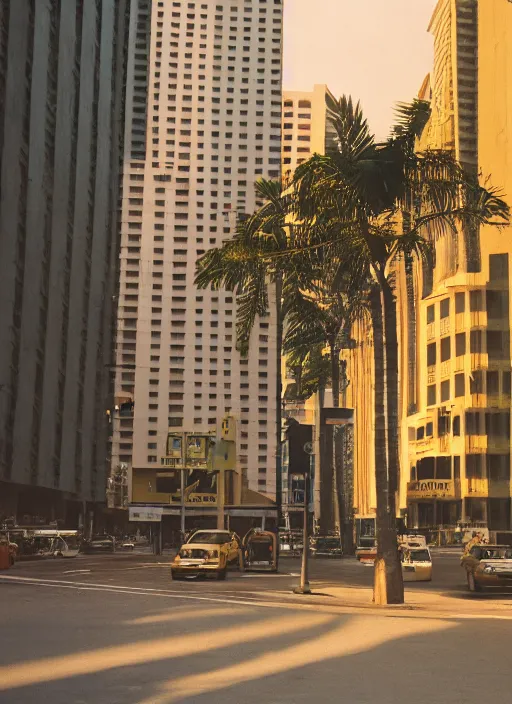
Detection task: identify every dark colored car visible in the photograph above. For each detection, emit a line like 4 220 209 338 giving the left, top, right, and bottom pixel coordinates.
461 544 512 592
310 536 343 558
82 534 115 554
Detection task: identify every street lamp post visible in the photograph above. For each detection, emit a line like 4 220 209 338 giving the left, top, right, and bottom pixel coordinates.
294 455 312 595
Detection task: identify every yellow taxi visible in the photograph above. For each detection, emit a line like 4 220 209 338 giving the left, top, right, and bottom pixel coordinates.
171 529 240 580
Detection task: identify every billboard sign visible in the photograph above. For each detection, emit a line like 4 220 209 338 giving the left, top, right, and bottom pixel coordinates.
156 469 218 505
129 507 163 522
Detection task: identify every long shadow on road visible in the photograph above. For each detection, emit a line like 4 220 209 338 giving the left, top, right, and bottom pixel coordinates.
1 586 511 704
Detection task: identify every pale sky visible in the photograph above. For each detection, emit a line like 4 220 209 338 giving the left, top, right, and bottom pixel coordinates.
283 0 438 139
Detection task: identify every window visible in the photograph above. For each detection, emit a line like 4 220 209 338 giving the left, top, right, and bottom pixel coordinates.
503 371 511 397
488 331 510 360
470 330 483 353
469 290 483 312
455 333 466 357
427 384 436 406
440 337 451 362
453 416 461 436
455 292 465 313
487 371 499 395
466 454 484 479
489 253 509 282
486 290 509 319
440 380 450 402
427 343 436 366
470 370 483 394
455 373 465 397
427 305 435 324
440 298 450 319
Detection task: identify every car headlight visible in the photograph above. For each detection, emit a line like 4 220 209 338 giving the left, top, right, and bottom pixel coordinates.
483 565 495 574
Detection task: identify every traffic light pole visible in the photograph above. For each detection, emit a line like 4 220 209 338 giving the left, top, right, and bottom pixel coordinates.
293 468 311 595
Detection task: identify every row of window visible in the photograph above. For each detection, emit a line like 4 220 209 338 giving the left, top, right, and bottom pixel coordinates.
427 329 510 365
427 288 509 321
411 454 511 482
426 368 512 406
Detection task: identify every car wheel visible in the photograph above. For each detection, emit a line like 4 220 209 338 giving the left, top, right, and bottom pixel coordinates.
216 568 227 581
467 572 482 593
171 570 182 581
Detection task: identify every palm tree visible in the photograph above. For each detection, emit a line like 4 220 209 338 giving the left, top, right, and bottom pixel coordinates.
283 270 366 540
195 179 307 523
289 95 510 604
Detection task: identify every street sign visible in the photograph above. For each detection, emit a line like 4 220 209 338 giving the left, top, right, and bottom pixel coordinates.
320 408 354 426
303 441 314 455
129 507 163 522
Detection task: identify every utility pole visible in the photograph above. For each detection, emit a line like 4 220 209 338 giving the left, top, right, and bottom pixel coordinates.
294 444 313 595
180 467 186 541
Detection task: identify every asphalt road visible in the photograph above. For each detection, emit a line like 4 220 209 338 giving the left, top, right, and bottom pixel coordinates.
1 551 511 704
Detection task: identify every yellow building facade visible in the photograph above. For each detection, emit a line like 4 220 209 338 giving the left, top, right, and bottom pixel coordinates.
396 0 512 534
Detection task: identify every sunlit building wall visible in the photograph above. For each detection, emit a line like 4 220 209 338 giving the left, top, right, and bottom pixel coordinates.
281 84 336 181
112 0 283 501
397 0 512 534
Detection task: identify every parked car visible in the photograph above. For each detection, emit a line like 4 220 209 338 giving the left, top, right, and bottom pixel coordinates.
461 544 512 593
171 530 240 580
242 528 277 572
400 546 432 582
279 530 303 557
82 534 115 554
310 536 343 558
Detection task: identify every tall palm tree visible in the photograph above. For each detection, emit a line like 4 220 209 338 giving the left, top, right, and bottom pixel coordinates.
284 270 366 540
195 179 307 523
289 95 510 604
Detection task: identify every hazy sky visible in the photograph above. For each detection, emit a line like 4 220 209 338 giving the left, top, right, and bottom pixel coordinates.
283 0 438 139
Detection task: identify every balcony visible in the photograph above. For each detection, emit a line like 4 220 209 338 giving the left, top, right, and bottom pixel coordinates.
465 435 487 454
440 361 450 379
453 355 464 372
464 478 511 498
487 436 511 453
426 323 435 341
487 393 512 410
440 318 450 336
427 365 436 384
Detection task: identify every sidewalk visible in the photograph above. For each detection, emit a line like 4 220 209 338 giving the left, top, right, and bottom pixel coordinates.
309 582 512 616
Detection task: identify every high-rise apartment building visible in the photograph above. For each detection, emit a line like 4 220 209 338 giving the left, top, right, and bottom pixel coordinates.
0 0 129 524
282 84 336 181
397 0 512 535
112 0 283 510
280 84 337 530
345 0 512 539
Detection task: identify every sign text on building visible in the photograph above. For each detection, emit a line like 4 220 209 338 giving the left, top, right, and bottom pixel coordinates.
407 480 455 499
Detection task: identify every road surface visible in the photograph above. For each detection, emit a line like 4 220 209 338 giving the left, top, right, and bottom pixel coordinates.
1 551 511 704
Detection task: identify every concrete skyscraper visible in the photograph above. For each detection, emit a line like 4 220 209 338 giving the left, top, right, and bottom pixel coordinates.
282 84 336 180
0 0 130 524
111 0 283 511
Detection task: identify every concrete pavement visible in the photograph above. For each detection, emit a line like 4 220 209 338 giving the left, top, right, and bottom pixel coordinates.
1 552 511 703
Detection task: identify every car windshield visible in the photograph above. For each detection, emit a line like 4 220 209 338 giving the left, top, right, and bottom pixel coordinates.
410 549 430 562
480 547 512 560
187 532 230 545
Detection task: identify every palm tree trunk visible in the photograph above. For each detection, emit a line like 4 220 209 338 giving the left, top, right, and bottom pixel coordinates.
329 342 345 539
330 342 340 408
275 273 283 531
370 286 404 605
